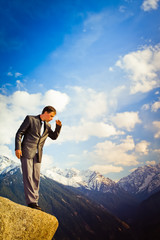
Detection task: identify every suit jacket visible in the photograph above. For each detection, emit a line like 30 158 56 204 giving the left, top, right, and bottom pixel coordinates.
15 115 62 163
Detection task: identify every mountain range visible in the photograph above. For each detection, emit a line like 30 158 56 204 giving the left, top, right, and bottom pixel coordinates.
0 156 132 240
1 155 159 199
40 161 160 202
0 155 160 240
118 164 160 201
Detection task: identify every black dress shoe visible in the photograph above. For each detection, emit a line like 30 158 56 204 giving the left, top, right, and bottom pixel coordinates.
28 203 42 211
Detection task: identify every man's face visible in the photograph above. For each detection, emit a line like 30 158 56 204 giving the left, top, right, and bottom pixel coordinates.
44 111 56 122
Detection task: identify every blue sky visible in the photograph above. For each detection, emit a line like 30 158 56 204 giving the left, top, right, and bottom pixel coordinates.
0 0 160 180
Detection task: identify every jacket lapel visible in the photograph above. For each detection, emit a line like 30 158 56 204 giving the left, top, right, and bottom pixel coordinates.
35 115 42 136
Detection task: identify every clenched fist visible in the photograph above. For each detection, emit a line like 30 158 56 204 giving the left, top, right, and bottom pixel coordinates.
56 120 62 126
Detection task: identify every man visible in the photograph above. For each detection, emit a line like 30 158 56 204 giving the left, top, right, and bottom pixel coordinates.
15 106 62 210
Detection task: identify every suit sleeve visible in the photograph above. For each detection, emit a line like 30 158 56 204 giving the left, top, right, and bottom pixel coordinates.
15 115 30 150
48 124 62 140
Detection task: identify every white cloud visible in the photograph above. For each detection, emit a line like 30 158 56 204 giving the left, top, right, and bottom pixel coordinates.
153 121 160 138
135 140 150 155
141 99 160 112
45 86 127 145
41 154 54 171
0 89 69 147
7 71 22 78
146 160 156 165
42 89 70 112
0 145 17 161
141 0 160 11
79 12 104 51
0 86 123 157
0 94 21 145
59 121 124 143
116 44 160 94
142 103 150 110
84 90 107 120
15 72 22 78
89 164 123 175
151 100 160 112
154 149 160 153
7 72 13 76
9 91 42 115
119 5 126 13
16 80 24 91
91 136 138 166
67 86 108 120
0 83 12 94
111 111 141 131
109 67 114 72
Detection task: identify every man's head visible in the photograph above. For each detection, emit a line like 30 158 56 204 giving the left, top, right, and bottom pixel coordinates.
41 106 56 122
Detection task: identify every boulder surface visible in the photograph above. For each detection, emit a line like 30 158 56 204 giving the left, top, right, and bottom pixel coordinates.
0 197 58 240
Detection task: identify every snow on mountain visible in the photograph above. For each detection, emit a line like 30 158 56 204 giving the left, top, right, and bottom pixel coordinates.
1 155 160 197
42 167 117 192
80 170 116 192
0 155 20 175
0 156 113 192
118 164 160 196
42 167 81 187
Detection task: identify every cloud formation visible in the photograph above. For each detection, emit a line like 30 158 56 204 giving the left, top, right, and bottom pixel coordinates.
135 140 150 155
0 145 17 161
151 100 160 112
141 0 160 11
43 89 70 112
0 84 159 175
0 90 69 147
91 136 138 166
52 86 125 143
89 164 123 175
146 160 156 165
0 86 123 153
153 121 160 138
41 154 55 171
116 44 160 94
111 112 141 131
60 121 124 143
68 86 108 120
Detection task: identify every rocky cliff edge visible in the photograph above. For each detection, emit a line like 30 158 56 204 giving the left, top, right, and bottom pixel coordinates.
0 197 58 240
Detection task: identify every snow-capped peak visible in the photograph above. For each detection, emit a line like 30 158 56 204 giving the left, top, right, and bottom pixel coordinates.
64 168 80 178
1 155 159 198
118 164 160 195
0 155 20 175
42 167 116 192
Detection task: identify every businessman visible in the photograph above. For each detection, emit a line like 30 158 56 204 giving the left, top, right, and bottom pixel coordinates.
15 106 62 210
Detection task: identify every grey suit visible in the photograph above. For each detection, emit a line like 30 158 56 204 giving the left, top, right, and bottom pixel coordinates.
15 115 61 205
15 115 61 163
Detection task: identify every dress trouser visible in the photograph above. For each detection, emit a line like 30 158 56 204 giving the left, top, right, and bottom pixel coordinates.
21 154 41 205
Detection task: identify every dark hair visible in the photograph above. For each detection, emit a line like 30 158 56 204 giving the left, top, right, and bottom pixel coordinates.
42 106 56 114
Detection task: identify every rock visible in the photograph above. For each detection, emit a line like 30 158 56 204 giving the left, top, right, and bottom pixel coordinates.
0 197 58 240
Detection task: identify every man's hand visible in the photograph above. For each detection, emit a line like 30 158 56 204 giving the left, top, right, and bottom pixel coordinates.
15 150 22 159
56 120 62 126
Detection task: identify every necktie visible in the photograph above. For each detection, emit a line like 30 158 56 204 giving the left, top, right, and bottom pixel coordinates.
41 121 44 136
